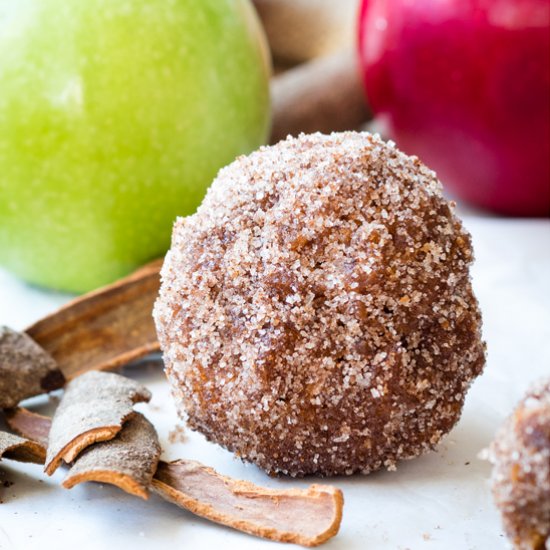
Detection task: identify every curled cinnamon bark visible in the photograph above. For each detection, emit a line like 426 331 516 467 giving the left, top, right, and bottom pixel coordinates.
7 407 160 499
63 413 161 500
153 460 344 547
270 50 371 144
5 407 50 447
253 0 359 64
9 408 344 546
25 258 162 381
0 326 65 408
0 431 45 465
44 371 151 475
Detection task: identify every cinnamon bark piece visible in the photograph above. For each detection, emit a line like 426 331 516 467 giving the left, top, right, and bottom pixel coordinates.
253 0 359 64
25 258 162 381
6 409 160 499
0 431 46 464
270 49 371 144
4 409 344 545
0 326 65 408
44 371 151 475
152 460 344 547
63 413 161 500
5 407 51 447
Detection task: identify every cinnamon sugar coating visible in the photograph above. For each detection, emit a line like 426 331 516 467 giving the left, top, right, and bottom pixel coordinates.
154 132 485 476
488 378 550 550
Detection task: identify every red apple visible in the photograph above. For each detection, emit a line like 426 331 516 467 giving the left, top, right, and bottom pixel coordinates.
358 0 550 216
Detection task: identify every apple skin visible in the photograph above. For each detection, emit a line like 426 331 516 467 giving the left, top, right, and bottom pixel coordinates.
0 0 270 292
359 0 550 216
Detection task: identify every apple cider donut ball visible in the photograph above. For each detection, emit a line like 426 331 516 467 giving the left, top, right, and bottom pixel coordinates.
488 378 550 550
154 132 486 476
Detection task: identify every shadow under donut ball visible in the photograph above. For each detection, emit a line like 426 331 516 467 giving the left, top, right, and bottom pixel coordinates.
154 132 486 477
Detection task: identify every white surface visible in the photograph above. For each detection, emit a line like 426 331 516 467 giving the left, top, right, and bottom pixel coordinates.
0 217 549 550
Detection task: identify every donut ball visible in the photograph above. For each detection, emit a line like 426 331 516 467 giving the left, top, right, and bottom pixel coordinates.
488 378 550 549
154 132 486 476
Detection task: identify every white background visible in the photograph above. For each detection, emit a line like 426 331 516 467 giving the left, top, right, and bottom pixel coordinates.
1 217 549 550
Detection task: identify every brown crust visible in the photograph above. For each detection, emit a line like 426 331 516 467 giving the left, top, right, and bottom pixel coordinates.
5 407 51 447
0 431 46 464
0 326 65 408
152 460 343 547
25 258 162 381
63 413 161 500
44 371 151 475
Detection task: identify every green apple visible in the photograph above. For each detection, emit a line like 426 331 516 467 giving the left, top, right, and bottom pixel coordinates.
0 0 270 292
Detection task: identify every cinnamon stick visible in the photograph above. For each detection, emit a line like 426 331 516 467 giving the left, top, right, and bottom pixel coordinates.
0 431 45 465
44 371 151 475
0 326 65 408
63 413 161 500
10 409 343 546
25 258 162 381
253 0 359 64
270 49 371 144
5 407 50 447
153 460 344 547
6 407 160 499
